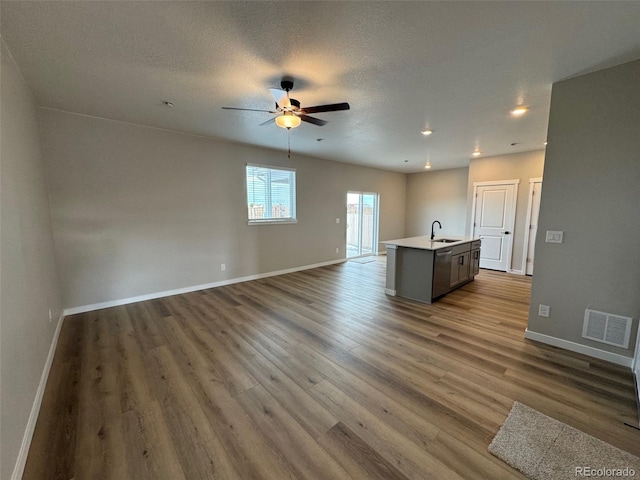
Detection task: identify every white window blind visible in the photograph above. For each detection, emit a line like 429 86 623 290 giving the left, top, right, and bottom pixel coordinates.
246 164 297 224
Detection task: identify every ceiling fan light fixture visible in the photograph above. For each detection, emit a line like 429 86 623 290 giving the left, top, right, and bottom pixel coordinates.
275 113 301 129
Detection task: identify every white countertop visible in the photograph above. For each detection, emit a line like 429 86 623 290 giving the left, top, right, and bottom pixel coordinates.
382 235 478 251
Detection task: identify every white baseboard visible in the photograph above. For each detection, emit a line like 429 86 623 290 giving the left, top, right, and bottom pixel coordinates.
11 313 65 480
64 258 346 316
509 268 525 275
524 329 633 369
385 288 396 296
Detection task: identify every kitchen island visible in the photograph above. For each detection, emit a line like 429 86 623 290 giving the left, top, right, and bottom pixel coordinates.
382 235 481 304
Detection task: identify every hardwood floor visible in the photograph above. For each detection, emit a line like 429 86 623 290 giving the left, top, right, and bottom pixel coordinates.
24 259 639 479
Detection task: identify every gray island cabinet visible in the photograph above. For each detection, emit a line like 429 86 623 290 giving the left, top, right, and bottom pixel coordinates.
383 236 481 304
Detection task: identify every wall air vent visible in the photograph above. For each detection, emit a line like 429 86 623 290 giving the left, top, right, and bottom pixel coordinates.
582 309 632 349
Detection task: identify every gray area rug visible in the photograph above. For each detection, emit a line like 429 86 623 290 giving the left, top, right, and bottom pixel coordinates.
489 402 640 479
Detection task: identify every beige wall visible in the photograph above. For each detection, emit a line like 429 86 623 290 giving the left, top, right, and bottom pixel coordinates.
528 59 640 358
405 167 469 238
39 109 406 309
467 150 546 272
0 41 63 480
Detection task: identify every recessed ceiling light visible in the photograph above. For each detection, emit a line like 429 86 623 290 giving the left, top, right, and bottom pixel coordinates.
472 150 481 157
510 106 529 116
425 160 432 169
421 129 433 136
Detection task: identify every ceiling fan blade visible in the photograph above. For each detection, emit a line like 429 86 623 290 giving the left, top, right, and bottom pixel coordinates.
268 88 291 109
258 118 275 127
222 106 277 113
299 102 350 114
299 114 327 126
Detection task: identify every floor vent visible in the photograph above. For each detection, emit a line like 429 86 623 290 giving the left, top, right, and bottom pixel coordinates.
582 309 632 349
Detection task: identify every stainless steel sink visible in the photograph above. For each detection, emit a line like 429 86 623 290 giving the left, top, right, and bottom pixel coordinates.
434 239 458 243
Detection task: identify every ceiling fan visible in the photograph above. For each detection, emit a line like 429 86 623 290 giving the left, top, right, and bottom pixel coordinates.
222 79 350 129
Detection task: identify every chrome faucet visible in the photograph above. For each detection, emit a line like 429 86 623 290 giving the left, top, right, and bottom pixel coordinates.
430 220 442 240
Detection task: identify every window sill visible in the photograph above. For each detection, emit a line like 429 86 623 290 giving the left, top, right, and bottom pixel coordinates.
247 220 298 226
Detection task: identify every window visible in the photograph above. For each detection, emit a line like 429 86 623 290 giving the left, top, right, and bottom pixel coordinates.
246 164 297 224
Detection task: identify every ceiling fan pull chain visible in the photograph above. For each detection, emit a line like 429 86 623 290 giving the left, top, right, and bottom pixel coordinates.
288 129 291 159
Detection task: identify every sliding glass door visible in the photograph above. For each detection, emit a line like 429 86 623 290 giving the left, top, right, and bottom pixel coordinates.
346 192 379 258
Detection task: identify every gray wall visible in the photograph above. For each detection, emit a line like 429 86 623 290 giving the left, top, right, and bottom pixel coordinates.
528 59 640 358
405 167 469 238
39 109 406 309
467 150 546 272
1 41 63 480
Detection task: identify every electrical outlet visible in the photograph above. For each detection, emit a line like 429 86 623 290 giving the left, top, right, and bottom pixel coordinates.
545 230 563 243
538 304 550 317
220 264 226 271
336 247 339 253
336 218 340 224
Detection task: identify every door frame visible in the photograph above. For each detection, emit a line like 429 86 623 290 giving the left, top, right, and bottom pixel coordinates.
346 191 380 258
521 177 543 275
633 326 640 426
469 179 519 272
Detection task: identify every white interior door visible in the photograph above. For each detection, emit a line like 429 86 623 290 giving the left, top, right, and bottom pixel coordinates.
472 182 517 271
525 180 542 275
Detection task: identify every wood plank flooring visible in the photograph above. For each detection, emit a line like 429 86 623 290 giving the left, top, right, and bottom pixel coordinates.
24 259 639 479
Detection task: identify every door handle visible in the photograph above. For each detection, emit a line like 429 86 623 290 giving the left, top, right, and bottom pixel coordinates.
504 231 511 235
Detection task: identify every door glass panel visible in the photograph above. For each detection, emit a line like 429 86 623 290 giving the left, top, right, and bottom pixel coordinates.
346 192 378 258
361 194 375 255
346 193 360 258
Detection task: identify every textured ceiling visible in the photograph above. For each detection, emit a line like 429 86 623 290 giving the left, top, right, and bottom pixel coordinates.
2 1 640 172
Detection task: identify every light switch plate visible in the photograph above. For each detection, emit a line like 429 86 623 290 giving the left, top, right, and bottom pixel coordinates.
538 304 550 317
545 230 563 243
